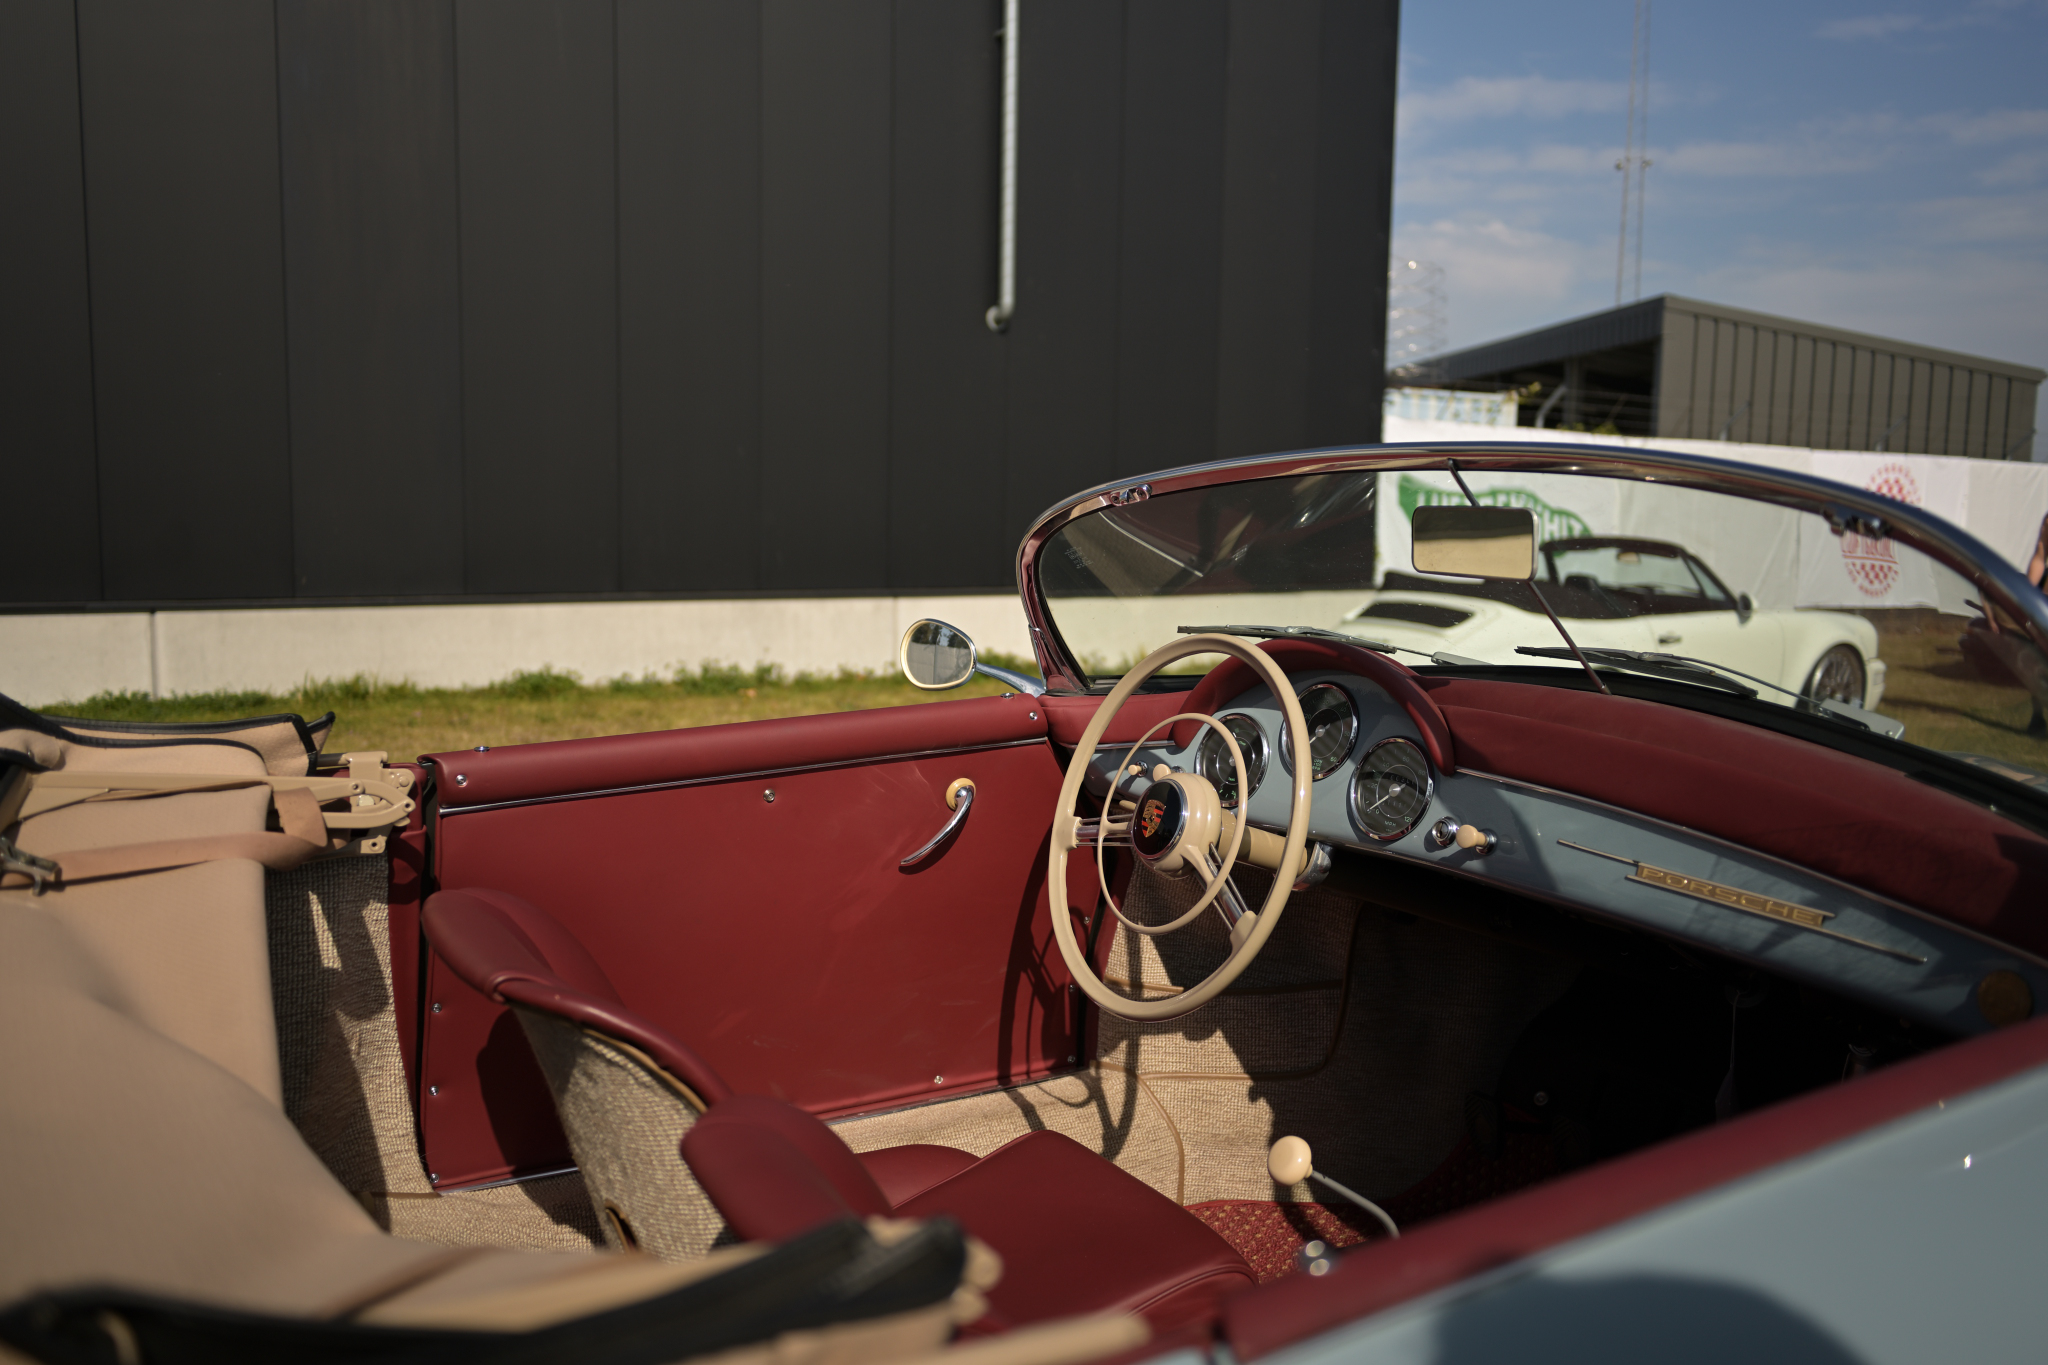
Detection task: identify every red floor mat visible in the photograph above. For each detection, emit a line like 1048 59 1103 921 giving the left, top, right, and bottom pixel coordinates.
1188 1130 1559 1283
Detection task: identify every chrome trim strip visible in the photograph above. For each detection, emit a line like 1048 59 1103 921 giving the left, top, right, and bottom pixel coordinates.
1458 766 2048 971
438 737 1047 817
1012 441 2048 696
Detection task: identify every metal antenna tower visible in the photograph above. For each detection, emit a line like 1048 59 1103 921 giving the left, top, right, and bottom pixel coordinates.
1387 259 1448 381
1615 0 1652 304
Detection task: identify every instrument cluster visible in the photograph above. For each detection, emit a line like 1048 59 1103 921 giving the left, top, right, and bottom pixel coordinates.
1179 671 1437 850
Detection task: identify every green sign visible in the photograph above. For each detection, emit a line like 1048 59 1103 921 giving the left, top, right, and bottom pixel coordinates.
1397 475 1592 545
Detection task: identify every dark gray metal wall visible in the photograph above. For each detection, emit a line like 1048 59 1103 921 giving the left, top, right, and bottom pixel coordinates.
1429 294 2042 458
0 0 1399 608
1656 298 2041 458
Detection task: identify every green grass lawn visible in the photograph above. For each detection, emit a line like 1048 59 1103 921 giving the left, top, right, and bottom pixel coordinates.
1872 620 2048 771
45 663 1024 760
40 622 2048 779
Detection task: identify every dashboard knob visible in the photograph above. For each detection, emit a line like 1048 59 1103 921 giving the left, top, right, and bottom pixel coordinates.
1268 1135 1313 1185
1430 817 1497 855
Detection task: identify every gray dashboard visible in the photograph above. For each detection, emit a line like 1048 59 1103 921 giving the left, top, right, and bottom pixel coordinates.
1086 668 2047 1038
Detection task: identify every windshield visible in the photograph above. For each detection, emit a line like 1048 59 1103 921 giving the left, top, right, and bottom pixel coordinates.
1039 467 2048 777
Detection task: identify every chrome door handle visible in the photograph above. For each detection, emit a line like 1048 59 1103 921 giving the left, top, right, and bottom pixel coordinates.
1657 633 1682 645
901 779 976 867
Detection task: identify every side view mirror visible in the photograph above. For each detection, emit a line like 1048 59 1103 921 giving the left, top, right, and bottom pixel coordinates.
1737 592 1755 624
1412 505 1536 580
898 619 1046 695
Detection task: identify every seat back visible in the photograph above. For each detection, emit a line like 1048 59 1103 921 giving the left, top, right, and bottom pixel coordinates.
424 889 736 1259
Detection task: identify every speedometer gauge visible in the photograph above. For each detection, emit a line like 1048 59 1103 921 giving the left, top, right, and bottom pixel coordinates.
1349 737 1434 841
1279 683 1358 781
1195 713 1268 809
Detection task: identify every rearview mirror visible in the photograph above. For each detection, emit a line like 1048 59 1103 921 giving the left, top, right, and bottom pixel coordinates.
899 619 978 690
1412 505 1536 580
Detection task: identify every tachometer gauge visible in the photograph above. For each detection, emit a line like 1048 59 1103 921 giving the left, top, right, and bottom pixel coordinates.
1348 737 1434 841
1279 682 1358 781
1195 713 1268 808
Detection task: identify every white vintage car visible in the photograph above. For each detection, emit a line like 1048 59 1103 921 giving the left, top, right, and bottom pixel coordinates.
1341 535 1887 709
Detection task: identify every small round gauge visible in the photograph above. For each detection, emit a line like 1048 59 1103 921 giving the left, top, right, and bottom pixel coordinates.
1348 737 1435 842
1279 682 1359 781
1195 713 1268 808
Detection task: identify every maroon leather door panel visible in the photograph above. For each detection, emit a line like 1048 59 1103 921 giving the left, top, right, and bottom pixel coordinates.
417 696 1081 1188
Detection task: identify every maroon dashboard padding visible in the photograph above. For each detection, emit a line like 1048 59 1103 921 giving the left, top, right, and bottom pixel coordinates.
1224 1009 2048 1359
1421 677 2048 959
1043 692 1189 748
1169 640 1455 772
423 888 733 1106
426 693 1049 808
894 1130 1257 1334
856 1143 982 1207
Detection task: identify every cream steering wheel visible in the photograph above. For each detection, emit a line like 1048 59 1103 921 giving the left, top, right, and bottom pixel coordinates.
1049 634 1312 1022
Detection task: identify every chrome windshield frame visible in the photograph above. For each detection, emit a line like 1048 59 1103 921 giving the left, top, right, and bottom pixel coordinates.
1012 441 2048 695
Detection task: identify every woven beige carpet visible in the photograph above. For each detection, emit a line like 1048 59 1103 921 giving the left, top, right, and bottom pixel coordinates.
835 862 1578 1211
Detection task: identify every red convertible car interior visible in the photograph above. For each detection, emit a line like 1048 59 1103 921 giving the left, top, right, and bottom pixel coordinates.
4 444 2048 1364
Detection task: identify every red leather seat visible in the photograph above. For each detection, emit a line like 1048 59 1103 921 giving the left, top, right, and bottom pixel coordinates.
424 888 1254 1333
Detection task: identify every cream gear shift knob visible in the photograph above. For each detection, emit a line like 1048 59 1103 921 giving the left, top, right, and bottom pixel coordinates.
1268 1134 1314 1186
1266 1134 1401 1240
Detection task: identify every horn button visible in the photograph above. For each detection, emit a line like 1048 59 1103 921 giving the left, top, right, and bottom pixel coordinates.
1131 774 1221 876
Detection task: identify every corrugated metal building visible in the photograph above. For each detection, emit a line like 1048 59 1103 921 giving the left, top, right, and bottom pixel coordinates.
1423 295 2042 459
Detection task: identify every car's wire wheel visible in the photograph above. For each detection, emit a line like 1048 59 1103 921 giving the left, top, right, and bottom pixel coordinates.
1804 645 1866 704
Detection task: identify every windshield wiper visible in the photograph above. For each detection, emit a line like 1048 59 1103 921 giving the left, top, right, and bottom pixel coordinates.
1178 624 1493 670
1512 646 1906 738
1514 646 1756 696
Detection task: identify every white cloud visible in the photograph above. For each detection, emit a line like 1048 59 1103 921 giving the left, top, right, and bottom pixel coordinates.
1904 190 2048 240
1390 217 1616 345
1980 149 2048 185
1398 75 1627 135
1933 108 2048 144
1817 13 1924 40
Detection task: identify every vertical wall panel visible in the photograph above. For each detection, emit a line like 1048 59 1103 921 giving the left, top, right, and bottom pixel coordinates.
1656 311 1694 438
1213 0 1320 461
1304 0 1398 447
618 0 762 592
1929 366 1953 455
1845 347 1873 451
1987 375 2011 459
759 0 892 590
887 0 1007 590
1910 360 1932 454
1729 324 1756 441
279 0 464 596
78 0 293 601
0 0 100 602
1005 0 1125 543
456 0 619 594
1113 0 1228 474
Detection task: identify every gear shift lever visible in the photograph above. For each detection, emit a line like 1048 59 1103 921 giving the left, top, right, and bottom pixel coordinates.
1268 1136 1400 1240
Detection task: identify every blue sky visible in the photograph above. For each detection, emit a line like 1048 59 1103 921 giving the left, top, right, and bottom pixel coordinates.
1391 0 2048 457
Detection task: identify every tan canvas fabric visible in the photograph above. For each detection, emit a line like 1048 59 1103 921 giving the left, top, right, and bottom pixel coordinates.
516 1010 731 1261
43 718 322 776
0 900 1007 1350
0 903 463 1314
4 769 286 1104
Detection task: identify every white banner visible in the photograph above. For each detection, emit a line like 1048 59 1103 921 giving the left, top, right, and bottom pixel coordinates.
1797 456 1969 610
